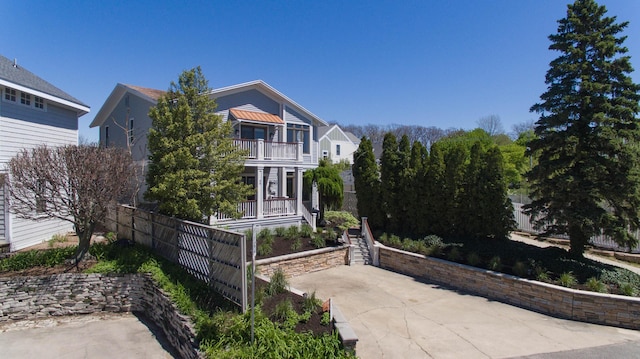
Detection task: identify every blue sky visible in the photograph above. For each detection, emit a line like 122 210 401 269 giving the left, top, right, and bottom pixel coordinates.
5 0 640 142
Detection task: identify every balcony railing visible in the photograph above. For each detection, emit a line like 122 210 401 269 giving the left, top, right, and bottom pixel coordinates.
216 198 297 221
233 139 302 161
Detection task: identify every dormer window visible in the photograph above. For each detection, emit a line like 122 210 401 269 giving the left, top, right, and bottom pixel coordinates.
34 96 44 109
4 87 16 102
21 92 31 106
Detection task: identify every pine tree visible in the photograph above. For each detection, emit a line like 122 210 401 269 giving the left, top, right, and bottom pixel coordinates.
145 67 252 222
352 137 384 229
480 147 516 239
395 135 413 232
526 0 640 255
424 143 448 237
409 141 428 235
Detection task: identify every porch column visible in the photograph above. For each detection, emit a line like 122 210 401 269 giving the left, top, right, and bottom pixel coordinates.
295 167 303 215
279 167 286 197
256 166 264 219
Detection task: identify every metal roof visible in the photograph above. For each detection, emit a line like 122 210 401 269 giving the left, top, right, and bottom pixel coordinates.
229 108 284 124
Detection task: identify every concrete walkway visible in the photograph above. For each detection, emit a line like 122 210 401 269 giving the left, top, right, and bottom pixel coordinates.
290 265 640 359
0 313 175 359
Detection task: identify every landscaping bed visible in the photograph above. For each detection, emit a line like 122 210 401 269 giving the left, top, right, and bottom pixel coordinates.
246 224 343 261
376 232 640 297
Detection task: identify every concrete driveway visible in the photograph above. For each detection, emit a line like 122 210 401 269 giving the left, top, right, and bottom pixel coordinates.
290 265 640 359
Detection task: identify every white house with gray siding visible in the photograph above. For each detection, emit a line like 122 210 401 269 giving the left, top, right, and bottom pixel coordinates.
0 55 90 251
91 80 327 230
318 124 360 164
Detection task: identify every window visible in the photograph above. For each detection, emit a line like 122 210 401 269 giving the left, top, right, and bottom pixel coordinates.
322 150 329 159
241 125 266 140
287 124 310 154
336 144 341 156
21 92 31 106
105 126 110 147
129 119 134 145
34 96 44 109
4 87 16 102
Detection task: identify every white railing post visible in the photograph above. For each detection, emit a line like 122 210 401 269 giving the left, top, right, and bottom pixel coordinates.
257 139 264 160
297 142 303 161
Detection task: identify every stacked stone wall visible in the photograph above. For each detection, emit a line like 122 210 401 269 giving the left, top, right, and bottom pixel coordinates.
255 245 349 278
379 245 640 330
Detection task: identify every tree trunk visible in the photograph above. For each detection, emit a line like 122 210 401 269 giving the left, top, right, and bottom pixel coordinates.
73 222 95 265
568 223 587 257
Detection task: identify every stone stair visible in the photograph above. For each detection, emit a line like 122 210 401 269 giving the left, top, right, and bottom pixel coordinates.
349 234 371 265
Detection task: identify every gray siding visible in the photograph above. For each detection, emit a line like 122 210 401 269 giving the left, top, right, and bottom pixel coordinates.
215 90 280 117
284 106 318 165
10 216 73 251
100 94 154 162
0 101 77 130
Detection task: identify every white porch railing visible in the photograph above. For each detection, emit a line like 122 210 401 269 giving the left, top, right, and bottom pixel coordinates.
217 199 296 221
263 198 296 217
233 139 301 161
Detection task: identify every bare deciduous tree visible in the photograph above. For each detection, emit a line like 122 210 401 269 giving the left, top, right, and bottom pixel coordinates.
477 115 505 136
7 144 134 263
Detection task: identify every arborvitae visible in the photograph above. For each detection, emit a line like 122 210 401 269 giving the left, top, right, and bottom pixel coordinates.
424 143 448 237
395 135 413 232
352 137 384 229
458 143 485 238
380 133 399 231
480 147 516 239
409 141 428 235
526 0 640 255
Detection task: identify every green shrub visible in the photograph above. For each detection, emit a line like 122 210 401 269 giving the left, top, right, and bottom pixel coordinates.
401 238 417 252
378 233 389 245
291 238 302 251
258 228 273 241
257 242 273 256
323 211 359 231
285 226 299 240
586 277 608 293
423 235 444 247
48 233 67 248
559 272 577 288
273 298 295 322
105 232 117 242
536 267 551 282
312 236 326 249
512 261 528 277
267 268 289 296
447 247 462 262
325 228 337 241
620 283 637 296
0 247 77 271
244 228 253 239
388 235 402 248
320 312 331 326
466 252 481 267
300 224 314 238
487 256 502 271
302 291 322 313
274 227 287 237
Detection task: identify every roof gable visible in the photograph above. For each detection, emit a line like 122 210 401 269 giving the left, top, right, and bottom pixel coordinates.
0 54 89 115
90 83 164 128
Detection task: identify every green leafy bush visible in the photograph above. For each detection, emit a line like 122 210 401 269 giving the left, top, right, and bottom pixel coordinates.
274 227 287 237
258 242 273 256
512 261 528 277
0 247 76 271
320 312 331 326
559 272 577 288
258 228 273 241
586 277 607 293
267 268 289 296
302 291 322 313
300 224 314 238
620 283 637 296
291 238 302 251
487 256 502 271
323 211 359 231
466 252 481 267
311 236 326 249
285 226 299 240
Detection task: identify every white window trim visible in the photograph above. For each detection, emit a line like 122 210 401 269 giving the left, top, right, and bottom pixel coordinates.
3 86 47 111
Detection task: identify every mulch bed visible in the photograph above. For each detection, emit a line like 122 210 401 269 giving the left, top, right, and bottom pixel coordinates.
248 236 342 261
0 260 97 278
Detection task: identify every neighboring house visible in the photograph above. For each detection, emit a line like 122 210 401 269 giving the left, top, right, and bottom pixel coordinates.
318 124 360 164
0 55 90 251
90 80 327 231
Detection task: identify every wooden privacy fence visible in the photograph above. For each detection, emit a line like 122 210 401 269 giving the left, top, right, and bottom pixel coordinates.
513 203 640 254
104 205 247 311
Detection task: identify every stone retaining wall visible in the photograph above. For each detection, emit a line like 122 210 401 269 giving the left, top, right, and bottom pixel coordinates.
0 274 201 359
255 245 349 278
378 245 640 330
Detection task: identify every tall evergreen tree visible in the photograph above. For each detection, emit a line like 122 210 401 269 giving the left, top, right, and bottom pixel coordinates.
424 143 448 237
408 141 428 235
480 147 516 239
380 133 399 231
526 0 640 255
145 67 252 222
395 135 413 232
352 137 384 228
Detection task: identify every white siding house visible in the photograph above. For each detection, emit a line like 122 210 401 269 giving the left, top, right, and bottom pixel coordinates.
0 55 89 251
91 80 327 231
318 124 360 164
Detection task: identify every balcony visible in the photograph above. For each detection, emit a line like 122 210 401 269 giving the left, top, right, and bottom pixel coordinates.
234 139 302 162
216 198 297 221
